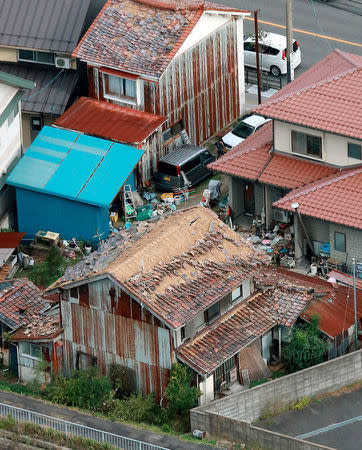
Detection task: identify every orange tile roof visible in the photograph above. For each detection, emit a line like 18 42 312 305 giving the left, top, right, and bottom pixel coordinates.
208 121 273 180
259 153 337 189
254 50 362 140
54 97 166 144
274 167 362 229
12 311 62 341
73 0 247 78
209 121 338 189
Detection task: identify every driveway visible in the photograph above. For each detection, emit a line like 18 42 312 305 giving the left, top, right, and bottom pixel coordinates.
258 387 362 450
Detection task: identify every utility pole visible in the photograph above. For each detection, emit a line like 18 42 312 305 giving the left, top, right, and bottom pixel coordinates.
286 0 294 82
254 10 262 104
352 258 359 350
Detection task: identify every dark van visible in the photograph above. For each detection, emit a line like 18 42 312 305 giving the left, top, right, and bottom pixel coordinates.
155 145 215 191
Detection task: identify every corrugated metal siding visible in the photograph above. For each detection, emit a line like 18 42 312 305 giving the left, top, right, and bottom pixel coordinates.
15 187 110 243
61 278 173 399
157 19 239 144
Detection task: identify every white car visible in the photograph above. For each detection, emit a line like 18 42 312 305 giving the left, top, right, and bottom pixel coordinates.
244 32 301 76
222 115 270 149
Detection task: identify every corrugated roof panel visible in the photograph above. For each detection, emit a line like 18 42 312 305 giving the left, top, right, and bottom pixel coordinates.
0 0 90 53
78 143 144 206
0 63 78 115
7 126 144 208
45 135 111 199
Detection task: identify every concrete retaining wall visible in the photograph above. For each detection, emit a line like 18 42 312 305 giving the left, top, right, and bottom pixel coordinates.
191 350 362 449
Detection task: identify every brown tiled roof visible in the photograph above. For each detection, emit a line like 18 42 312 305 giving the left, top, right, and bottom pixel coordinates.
254 50 362 140
178 267 328 374
0 279 50 330
73 0 247 78
274 167 362 229
12 310 62 341
54 97 166 144
208 122 273 180
50 207 268 328
209 121 337 189
258 153 337 189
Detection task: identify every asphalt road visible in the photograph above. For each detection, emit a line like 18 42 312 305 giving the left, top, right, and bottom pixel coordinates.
258 387 362 450
216 0 362 76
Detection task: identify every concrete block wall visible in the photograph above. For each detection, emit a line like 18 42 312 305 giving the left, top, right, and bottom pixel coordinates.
191 350 362 423
193 413 334 450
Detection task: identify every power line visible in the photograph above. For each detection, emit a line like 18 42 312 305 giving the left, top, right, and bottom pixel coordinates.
28 69 65 98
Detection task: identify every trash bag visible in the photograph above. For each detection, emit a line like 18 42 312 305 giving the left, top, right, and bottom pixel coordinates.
208 179 221 201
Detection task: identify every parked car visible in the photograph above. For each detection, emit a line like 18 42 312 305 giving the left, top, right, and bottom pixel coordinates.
155 145 215 191
222 115 270 149
244 32 301 76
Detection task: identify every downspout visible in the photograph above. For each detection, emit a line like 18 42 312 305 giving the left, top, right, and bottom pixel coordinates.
292 202 314 256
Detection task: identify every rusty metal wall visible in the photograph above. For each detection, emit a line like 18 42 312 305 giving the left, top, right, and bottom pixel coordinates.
155 19 239 144
61 278 173 400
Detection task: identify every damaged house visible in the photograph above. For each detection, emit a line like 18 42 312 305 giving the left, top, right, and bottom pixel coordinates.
73 0 249 181
45 206 357 404
210 49 362 271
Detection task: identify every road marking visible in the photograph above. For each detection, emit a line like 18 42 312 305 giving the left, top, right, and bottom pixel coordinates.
245 17 362 48
296 415 362 439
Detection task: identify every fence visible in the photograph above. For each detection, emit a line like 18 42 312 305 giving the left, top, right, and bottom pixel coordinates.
245 67 282 90
0 402 169 450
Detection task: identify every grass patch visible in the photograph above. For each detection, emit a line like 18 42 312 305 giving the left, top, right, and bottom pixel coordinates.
0 416 114 449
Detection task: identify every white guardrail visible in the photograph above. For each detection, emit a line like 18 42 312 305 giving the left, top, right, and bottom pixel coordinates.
0 402 170 450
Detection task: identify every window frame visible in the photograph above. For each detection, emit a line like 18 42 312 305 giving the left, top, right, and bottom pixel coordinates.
348 142 361 160
20 342 42 360
102 73 137 104
205 302 220 323
231 286 242 303
334 232 346 253
18 49 55 65
291 130 322 159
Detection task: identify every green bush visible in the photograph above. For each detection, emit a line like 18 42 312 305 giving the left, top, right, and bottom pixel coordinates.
105 393 165 425
283 316 325 373
165 363 200 416
44 367 112 411
28 247 66 287
108 363 136 399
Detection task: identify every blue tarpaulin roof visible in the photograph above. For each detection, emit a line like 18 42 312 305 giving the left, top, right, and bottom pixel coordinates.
7 126 144 207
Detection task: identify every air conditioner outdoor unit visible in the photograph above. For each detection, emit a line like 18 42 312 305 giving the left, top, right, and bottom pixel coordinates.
55 56 71 69
273 209 289 223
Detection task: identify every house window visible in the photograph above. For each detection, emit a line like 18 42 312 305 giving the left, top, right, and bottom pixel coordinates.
18 49 55 65
348 143 361 160
70 287 78 299
7 104 19 127
103 73 136 102
292 130 322 158
162 121 183 143
205 302 220 323
180 326 185 341
20 342 42 359
334 232 346 253
76 352 97 370
231 287 242 302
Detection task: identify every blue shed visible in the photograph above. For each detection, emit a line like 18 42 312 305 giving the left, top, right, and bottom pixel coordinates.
7 126 144 243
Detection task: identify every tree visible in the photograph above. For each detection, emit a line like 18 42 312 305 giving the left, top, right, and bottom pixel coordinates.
165 363 200 416
283 315 325 373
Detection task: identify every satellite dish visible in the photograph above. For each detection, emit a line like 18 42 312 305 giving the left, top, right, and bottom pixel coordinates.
291 202 299 209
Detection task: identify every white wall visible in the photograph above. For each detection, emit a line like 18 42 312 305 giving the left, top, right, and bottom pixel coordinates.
199 374 214 405
175 13 231 57
0 84 17 113
274 120 362 167
0 107 22 173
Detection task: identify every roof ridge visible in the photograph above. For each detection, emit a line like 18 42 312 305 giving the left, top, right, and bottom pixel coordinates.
278 166 362 203
334 48 362 68
256 64 359 111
